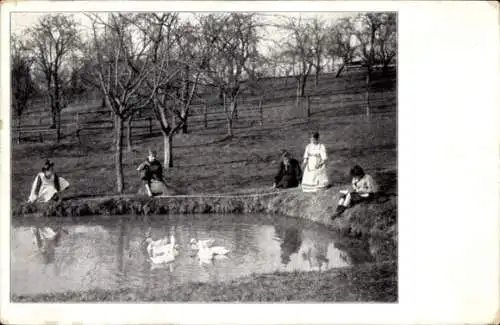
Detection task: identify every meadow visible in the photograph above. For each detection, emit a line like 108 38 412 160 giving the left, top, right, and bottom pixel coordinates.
12 68 396 205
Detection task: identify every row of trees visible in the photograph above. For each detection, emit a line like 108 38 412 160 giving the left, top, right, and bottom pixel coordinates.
11 12 397 193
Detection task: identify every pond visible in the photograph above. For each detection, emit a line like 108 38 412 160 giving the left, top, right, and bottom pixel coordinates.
11 214 375 296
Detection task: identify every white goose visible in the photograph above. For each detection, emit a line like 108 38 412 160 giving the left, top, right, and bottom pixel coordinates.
146 235 179 265
190 238 215 250
145 236 170 257
197 241 230 261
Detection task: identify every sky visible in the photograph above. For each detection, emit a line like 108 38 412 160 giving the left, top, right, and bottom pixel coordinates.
11 11 355 36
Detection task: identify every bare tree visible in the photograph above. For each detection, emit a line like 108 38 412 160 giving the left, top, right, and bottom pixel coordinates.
137 13 183 168
375 13 397 74
86 13 157 193
281 17 315 107
173 19 210 135
135 13 210 168
11 37 35 144
309 17 327 86
355 13 385 118
326 17 357 78
202 13 260 137
26 14 80 142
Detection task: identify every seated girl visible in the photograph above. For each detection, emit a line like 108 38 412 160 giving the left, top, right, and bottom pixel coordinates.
332 165 379 218
273 151 302 189
28 160 70 203
137 149 171 197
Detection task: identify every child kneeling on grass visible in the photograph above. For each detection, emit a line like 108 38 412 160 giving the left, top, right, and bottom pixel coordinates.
137 149 169 197
332 165 379 219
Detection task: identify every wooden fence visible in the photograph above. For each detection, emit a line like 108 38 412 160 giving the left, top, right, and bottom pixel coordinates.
12 88 396 143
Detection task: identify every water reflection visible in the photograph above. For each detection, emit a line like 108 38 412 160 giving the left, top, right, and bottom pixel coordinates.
274 225 302 266
11 214 376 296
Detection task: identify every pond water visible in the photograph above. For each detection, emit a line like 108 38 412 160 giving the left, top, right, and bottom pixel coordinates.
11 214 374 296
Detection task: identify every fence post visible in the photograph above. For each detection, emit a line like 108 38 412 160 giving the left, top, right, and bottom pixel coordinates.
234 99 238 120
203 104 208 128
259 98 263 126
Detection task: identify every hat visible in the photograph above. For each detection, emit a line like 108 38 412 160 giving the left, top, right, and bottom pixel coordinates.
42 159 54 171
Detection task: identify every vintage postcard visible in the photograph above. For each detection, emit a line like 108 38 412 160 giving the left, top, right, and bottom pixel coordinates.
0 1 498 324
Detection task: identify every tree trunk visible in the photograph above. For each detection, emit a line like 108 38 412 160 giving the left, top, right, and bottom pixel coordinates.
226 118 233 137
115 114 125 193
181 111 188 134
54 74 62 142
296 79 301 107
17 115 21 144
300 75 307 98
181 64 189 134
163 131 174 169
365 70 371 118
50 99 56 129
126 115 133 152
56 108 61 143
382 63 390 76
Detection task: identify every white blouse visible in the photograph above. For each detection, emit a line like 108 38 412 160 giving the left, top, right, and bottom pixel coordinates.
303 143 327 161
352 174 379 195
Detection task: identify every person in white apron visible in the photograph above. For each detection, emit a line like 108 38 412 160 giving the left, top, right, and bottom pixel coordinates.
28 160 70 203
301 132 330 192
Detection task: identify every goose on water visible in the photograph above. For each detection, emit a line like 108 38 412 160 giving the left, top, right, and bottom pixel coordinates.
145 236 170 257
189 238 215 250
145 235 179 264
197 241 230 261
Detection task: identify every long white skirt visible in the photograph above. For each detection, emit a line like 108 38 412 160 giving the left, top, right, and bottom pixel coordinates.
301 156 329 193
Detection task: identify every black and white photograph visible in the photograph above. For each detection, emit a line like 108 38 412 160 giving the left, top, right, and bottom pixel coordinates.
2 1 500 324
8 9 398 303
9 9 399 303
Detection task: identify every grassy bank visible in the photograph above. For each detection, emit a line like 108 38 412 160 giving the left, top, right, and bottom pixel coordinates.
12 260 397 302
14 185 397 242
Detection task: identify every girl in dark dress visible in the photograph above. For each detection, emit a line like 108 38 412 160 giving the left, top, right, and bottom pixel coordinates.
273 151 302 189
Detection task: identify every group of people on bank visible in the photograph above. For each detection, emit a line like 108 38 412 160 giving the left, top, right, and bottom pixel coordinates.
28 131 378 219
273 131 379 218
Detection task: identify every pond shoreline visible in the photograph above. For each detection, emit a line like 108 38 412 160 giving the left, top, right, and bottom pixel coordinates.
13 186 397 243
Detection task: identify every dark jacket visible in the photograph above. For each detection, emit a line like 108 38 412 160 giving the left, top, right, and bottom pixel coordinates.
274 158 302 188
138 159 164 183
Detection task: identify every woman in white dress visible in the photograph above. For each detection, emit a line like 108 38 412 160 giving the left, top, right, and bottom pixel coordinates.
28 160 70 203
301 132 330 192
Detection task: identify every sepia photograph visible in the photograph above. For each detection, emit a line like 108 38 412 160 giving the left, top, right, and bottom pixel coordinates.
9 10 398 303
